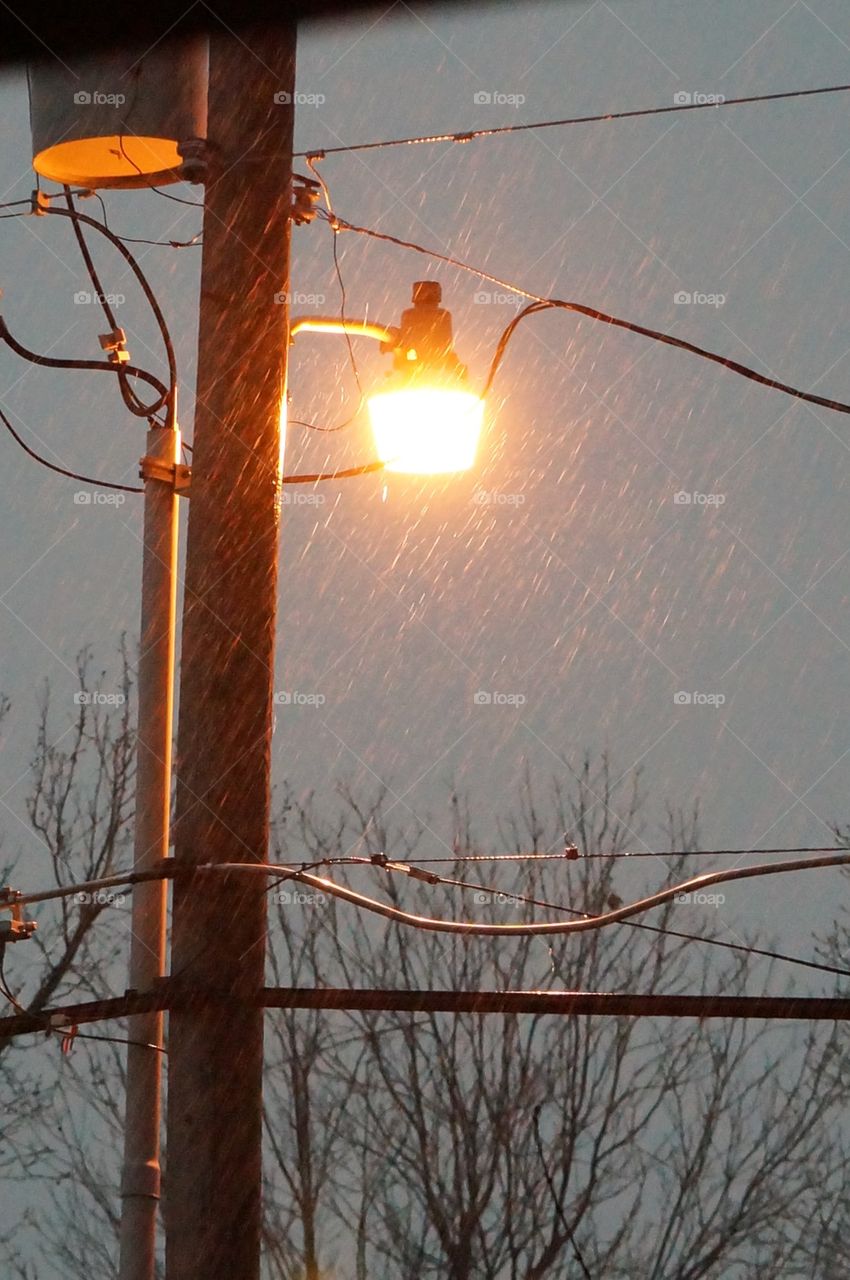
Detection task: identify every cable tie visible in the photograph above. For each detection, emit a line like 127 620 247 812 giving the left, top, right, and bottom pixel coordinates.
369 852 389 868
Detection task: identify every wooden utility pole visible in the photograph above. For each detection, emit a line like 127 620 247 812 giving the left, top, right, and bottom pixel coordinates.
164 24 296 1280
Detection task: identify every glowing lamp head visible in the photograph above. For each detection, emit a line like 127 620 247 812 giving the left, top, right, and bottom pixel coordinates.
368 281 483 474
368 385 484 474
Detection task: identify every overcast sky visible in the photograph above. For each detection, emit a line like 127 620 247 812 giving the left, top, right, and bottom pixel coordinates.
1 0 849 978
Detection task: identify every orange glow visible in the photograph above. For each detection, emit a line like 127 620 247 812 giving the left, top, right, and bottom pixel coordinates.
368 387 484 474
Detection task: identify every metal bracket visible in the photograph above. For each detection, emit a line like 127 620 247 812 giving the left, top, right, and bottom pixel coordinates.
0 888 37 943
139 455 192 495
99 327 130 365
291 173 322 225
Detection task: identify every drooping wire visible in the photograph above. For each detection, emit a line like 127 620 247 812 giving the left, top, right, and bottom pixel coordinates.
281 460 384 483
63 186 156 422
297 81 850 158
117 135 204 207
0 406 143 493
0 317 168 401
326 213 850 416
370 857 850 981
307 157 365 405
532 1107 594 1280
40 204 177 414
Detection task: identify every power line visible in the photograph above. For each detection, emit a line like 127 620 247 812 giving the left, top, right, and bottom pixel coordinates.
7 851 850 939
370 856 850 982
0 405 143 492
409 845 850 863
324 213 850 417
298 82 850 158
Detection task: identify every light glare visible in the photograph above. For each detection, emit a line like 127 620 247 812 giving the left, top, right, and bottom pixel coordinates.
368 387 484 475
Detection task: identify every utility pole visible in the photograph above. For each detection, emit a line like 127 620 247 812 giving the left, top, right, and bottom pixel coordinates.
164 25 296 1280
118 416 182 1280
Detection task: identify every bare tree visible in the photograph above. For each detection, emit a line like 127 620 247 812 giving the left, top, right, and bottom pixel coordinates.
2 728 847 1280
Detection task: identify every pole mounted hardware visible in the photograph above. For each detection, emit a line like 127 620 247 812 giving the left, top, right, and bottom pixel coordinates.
0 887 37 943
99 327 130 364
139 453 191 495
291 173 322 225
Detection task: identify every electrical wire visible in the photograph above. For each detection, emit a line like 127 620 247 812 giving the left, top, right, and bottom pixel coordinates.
297 82 850 158
0 317 168 400
368 857 850 981
38 204 177 413
63 187 156 422
7 851 850 938
0 406 143 493
532 1106 593 1280
281 460 384 483
407 844 850 863
117 135 204 207
325 213 850 416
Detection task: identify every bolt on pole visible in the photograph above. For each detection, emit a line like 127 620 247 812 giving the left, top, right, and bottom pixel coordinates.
164 25 296 1280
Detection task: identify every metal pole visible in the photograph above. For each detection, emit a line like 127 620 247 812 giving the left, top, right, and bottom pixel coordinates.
118 419 181 1280
164 24 296 1280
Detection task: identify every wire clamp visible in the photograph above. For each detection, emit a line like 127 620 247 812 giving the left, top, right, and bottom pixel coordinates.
139 454 192 494
30 189 51 216
291 174 322 225
0 888 37 943
99 327 130 365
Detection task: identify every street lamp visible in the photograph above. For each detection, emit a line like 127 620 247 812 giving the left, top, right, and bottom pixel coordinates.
291 280 484 475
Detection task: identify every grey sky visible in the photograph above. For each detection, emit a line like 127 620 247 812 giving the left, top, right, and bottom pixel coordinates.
0 0 848 977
